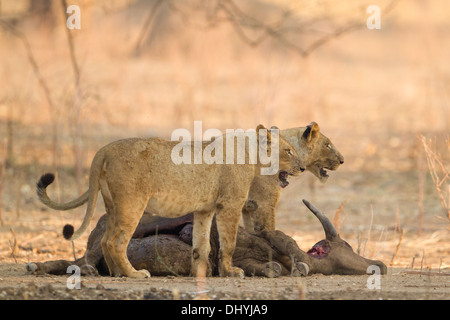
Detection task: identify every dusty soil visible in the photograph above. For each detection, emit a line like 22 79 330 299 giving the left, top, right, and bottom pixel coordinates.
0 263 448 300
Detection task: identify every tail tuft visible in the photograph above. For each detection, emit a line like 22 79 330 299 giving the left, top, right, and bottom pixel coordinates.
37 173 55 190
63 224 75 240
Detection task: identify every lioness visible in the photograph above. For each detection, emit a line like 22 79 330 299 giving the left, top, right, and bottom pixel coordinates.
242 122 344 231
37 125 304 279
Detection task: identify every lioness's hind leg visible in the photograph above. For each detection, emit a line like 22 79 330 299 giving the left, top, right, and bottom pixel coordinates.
101 214 123 276
99 180 122 276
107 201 150 279
191 211 214 277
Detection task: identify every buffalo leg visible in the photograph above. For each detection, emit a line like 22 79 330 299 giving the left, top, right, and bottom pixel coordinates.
234 259 286 278
257 230 311 275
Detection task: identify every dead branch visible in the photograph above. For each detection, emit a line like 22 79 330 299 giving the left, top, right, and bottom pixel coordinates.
0 18 61 170
61 0 80 80
216 0 397 58
0 139 7 226
333 200 346 233
0 19 54 110
61 0 85 194
9 228 18 263
420 250 425 275
133 0 164 56
133 0 399 59
417 143 426 235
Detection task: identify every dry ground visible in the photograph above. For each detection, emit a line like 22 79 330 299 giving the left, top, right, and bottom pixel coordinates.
0 263 448 300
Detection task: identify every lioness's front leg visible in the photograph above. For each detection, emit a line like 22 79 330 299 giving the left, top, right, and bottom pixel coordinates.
253 205 276 231
243 177 281 232
215 204 245 278
191 211 214 277
99 180 123 276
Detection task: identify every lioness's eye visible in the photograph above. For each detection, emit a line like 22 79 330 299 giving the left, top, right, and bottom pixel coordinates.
285 149 293 156
326 144 332 150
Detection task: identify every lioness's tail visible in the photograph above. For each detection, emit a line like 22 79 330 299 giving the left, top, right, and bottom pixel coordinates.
36 173 89 210
62 149 106 241
37 148 106 242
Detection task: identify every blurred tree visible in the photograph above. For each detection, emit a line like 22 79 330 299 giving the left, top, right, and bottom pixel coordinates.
131 0 397 58
28 0 55 29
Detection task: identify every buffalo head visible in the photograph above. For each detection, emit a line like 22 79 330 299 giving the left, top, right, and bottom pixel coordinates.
302 199 387 275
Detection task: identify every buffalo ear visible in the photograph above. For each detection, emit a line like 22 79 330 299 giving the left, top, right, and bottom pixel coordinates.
302 122 320 144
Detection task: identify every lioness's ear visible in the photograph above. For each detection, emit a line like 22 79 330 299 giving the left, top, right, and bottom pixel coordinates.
302 122 320 144
256 124 271 143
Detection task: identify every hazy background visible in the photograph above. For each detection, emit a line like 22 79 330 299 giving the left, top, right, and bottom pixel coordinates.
0 0 448 268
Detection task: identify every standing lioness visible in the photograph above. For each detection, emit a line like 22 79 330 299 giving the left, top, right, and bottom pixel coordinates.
37 125 304 278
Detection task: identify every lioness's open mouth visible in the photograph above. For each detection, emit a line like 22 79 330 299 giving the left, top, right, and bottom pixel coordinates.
320 168 329 178
279 171 290 188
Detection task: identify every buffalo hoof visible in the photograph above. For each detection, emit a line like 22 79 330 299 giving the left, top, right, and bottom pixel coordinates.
292 262 309 277
26 263 38 273
264 261 282 278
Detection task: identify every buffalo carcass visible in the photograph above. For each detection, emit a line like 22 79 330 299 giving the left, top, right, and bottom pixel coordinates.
27 200 387 277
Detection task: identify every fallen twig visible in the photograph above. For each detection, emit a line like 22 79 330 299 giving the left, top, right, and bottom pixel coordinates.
403 270 450 276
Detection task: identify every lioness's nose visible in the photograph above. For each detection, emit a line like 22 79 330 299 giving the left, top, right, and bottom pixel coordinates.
300 167 305 172
340 159 344 164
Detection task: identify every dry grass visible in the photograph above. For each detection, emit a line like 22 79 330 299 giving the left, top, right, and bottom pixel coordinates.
420 135 450 221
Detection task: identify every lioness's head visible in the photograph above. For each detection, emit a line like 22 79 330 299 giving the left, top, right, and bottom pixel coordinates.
299 122 344 182
256 124 305 188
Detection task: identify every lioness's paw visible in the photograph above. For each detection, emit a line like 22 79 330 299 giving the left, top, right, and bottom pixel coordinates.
128 269 151 279
222 267 245 279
